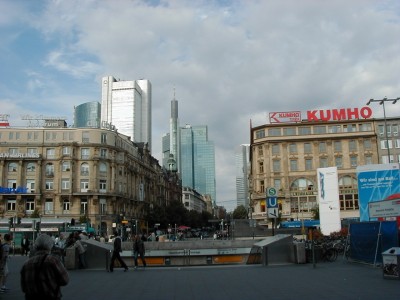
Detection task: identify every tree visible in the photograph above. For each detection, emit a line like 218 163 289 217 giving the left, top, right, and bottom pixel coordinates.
232 205 248 219
311 205 320 220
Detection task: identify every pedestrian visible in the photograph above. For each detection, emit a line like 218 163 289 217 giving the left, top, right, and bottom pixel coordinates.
109 231 128 272
20 233 69 299
0 233 12 293
133 234 147 269
73 237 87 269
56 234 66 264
21 234 30 256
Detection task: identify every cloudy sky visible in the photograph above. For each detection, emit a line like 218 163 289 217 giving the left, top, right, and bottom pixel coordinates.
1 0 400 211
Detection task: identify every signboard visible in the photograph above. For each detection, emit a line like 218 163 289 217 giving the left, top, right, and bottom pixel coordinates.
267 197 278 219
357 163 400 221
317 167 341 235
266 187 277 197
368 198 400 218
269 111 301 123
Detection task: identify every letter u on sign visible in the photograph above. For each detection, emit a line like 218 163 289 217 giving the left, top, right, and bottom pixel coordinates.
267 197 278 208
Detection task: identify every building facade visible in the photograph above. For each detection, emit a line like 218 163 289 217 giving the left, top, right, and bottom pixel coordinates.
249 109 400 226
0 125 181 236
74 101 101 128
101 76 152 152
182 187 207 213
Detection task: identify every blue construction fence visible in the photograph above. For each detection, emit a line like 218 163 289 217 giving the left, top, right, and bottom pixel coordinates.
349 221 399 265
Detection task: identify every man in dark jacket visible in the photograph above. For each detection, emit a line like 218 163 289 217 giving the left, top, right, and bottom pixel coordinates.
21 234 30 256
20 234 69 299
109 231 128 272
133 234 147 269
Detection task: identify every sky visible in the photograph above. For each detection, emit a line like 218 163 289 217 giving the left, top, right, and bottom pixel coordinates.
1 0 400 212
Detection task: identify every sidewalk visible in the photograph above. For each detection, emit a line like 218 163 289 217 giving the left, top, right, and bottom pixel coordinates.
3 255 399 300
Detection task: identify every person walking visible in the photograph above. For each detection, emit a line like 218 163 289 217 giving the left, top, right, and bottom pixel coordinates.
109 231 128 272
73 237 87 269
21 234 30 256
0 233 12 293
133 234 147 269
21 233 69 299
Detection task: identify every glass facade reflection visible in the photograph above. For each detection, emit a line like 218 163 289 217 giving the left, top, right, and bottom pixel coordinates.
74 102 101 128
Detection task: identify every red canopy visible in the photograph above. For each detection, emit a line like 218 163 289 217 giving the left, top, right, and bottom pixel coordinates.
177 225 190 230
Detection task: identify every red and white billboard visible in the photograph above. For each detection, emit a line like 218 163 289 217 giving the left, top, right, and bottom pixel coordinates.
269 111 301 123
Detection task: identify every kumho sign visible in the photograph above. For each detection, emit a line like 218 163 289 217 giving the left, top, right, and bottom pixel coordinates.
269 107 373 123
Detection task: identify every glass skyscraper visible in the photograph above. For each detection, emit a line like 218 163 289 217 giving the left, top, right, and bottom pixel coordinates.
101 76 152 152
74 101 101 128
235 144 250 209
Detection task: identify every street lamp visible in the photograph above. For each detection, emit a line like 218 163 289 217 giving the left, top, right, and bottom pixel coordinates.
366 97 399 163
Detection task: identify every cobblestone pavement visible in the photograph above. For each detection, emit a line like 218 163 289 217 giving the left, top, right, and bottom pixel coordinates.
2 255 399 300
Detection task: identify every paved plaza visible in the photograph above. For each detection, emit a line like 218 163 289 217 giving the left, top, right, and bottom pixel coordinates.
2 255 399 300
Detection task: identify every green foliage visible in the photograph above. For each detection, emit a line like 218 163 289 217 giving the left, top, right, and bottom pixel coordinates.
232 205 248 219
311 205 320 220
30 208 40 218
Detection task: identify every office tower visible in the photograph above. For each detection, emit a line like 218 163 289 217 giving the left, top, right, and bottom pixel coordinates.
235 144 250 209
170 94 180 172
101 76 152 151
180 125 216 205
74 101 101 128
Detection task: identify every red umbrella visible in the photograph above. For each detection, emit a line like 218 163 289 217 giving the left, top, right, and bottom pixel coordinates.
177 225 190 230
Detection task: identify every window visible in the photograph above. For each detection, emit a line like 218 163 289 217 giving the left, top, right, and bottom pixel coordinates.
283 128 296 135
334 141 342 152
61 179 70 190
378 125 385 136
81 148 90 159
339 176 356 188
9 148 18 155
100 148 107 158
273 160 281 172
290 159 298 171
349 140 357 152
45 180 54 190
7 180 17 189
256 130 265 139
289 143 297 154
365 155 373 165
304 143 312 154
328 125 342 133
80 179 89 191
27 148 37 155
45 163 54 176
26 180 35 193
99 179 107 192
100 198 107 214
364 139 372 150
350 156 358 167
382 155 394 164
319 142 326 153
305 158 313 170
290 178 314 190
62 161 71 172
25 199 35 212
26 163 35 172
81 163 89 176
82 131 90 143
268 128 281 136
260 180 265 193
8 162 17 172
45 199 54 214
99 162 107 175
381 140 393 149
392 124 399 136
81 199 88 214
298 127 311 135
335 156 343 168
46 148 55 158
9 132 13 139
259 161 264 173
387 124 392 136
63 199 70 211
271 144 280 155
319 157 328 168
62 146 70 155
314 126 326 134
359 123 372 131
274 179 281 190
396 139 400 149
101 133 107 144
7 199 16 211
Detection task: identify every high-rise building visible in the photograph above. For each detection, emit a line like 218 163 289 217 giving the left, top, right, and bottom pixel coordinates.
235 144 250 209
74 101 101 128
101 76 152 151
180 124 216 205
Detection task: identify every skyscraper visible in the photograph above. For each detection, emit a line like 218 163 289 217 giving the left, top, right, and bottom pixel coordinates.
180 124 216 205
74 101 101 128
235 144 250 209
101 76 152 151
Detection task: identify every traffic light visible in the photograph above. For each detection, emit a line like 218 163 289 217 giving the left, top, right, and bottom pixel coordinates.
8 217 13 227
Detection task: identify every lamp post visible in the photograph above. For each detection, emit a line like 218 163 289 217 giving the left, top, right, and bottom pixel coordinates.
366 97 399 163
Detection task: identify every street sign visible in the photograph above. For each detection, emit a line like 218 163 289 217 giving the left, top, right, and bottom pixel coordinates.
267 187 277 197
267 197 278 208
268 208 278 219
267 197 279 219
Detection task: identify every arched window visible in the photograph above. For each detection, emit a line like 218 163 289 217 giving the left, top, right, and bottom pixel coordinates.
290 178 314 191
26 162 36 172
339 175 357 188
8 162 17 172
80 163 89 176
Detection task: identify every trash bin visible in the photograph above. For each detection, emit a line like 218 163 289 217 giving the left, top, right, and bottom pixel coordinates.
293 242 306 264
382 247 400 279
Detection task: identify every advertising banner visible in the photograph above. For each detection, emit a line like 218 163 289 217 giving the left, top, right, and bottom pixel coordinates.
317 167 341 235
357 163 400 222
